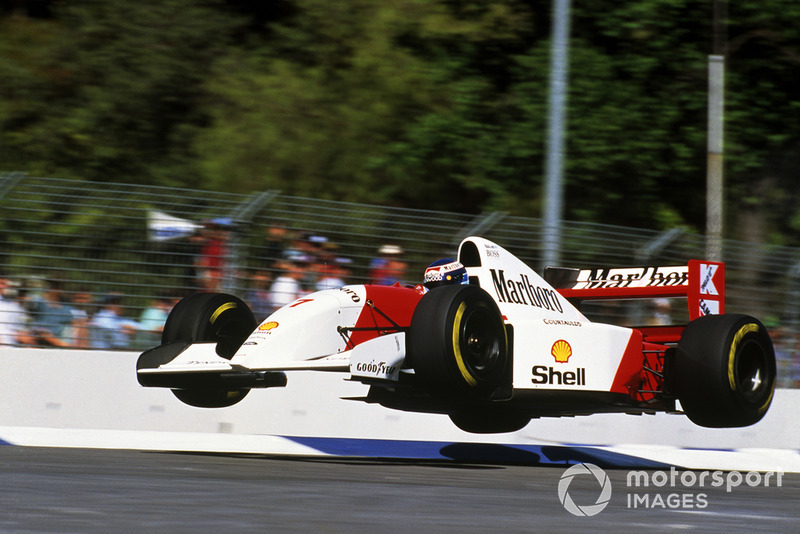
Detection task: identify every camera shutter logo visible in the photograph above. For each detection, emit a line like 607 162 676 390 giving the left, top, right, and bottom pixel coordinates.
558 463 612 516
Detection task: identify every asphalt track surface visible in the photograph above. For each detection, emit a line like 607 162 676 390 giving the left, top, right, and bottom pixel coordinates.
1 447 799 533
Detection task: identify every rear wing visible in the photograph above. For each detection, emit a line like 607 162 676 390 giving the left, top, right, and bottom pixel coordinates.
546 260 724 321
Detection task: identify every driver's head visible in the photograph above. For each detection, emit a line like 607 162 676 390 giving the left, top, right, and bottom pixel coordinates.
423 258 468 290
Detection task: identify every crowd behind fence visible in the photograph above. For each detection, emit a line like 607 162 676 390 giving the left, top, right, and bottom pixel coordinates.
1 173 798 387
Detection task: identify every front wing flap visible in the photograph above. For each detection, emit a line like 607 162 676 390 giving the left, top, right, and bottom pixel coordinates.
136 341 350 390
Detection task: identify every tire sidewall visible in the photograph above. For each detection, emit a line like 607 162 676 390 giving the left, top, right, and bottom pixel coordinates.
162 292 256 358
409 285 508 396
673 314 775 427
172 388 249 408
160 292 257 408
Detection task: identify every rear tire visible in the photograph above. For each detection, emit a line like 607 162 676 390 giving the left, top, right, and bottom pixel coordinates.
671 314 775 427
162 292 257 408
408 285 508 397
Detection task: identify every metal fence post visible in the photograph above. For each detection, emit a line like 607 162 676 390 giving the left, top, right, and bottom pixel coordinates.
453 211 507 247
223 190 280 295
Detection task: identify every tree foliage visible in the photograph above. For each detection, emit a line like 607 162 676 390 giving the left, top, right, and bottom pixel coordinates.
0 0 241 184
1 0 799 242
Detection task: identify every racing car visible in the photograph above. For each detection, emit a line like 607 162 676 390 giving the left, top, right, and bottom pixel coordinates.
137 236 776 433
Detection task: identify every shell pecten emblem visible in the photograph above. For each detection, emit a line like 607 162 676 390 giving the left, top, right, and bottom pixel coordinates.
258 321 279 331
551 339 572 363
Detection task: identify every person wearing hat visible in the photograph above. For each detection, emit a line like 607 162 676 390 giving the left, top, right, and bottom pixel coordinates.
368 244 404 284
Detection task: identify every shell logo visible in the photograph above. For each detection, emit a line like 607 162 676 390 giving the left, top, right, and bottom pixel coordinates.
551 339 572 363
258 321 279 331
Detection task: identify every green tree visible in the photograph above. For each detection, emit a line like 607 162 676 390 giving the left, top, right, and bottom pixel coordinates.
724 0 800 244
371 1 546 213
2 0 800 243
0 1 242 185
195 0 459 202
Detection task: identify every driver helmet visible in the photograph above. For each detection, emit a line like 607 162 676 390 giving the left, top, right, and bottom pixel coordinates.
423 258 468 290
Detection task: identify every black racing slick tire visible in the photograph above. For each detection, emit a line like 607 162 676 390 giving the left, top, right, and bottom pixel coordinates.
408 284 509 397
671 314 775 428
161 292 257 408
162 292 257 359
449 409 530 434
172 388 249 409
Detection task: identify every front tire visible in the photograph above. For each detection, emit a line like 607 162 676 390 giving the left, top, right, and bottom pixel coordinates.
162 292 257 408
172 388 249 409
162 292 257 358
671 314 775 427
408 285 509 397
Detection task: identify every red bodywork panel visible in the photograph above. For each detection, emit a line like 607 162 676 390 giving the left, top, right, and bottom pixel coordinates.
348 284 424 347
609 329 645 396
553 260 726 405
556 260 725 321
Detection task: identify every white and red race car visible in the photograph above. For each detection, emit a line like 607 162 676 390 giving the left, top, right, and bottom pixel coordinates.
137 237 776 433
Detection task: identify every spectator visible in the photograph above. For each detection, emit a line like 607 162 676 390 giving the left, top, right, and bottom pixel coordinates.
29 279 74 347
302 234 329 288
243 270 273 321
195 219 231 291
177 230 205 291
765 317 795 389
90 293 139 349
282 231 313 265
135 295 175 349
651 298 672 326
316 258 350 291
0 274 32 346
369 244 403 284
67 288 94 348
376 257 408 286
270 261 305 311
260 223 289 270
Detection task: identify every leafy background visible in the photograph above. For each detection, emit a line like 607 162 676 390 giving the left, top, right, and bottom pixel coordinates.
2 0 799 244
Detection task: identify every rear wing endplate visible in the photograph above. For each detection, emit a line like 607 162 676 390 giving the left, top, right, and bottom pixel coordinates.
548 260 724 320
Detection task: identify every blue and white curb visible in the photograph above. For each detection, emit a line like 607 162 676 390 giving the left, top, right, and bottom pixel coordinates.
2 348 800 473
2 426 800 472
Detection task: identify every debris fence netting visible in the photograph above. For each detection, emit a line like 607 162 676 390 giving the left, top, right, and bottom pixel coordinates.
1 173 797 386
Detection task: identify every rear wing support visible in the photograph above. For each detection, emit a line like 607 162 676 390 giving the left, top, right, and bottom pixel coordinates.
547 260 725 321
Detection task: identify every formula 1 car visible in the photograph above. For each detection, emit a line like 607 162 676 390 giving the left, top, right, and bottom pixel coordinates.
137 236 776 433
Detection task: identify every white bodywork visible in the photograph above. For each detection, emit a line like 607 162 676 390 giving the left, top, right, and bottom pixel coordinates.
139 287 370 378
140 237 638 396
457 237 637 393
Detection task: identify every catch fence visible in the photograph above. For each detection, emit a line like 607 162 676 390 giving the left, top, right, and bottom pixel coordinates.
1 173 798 386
